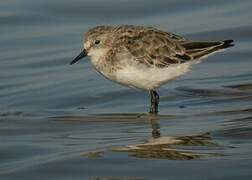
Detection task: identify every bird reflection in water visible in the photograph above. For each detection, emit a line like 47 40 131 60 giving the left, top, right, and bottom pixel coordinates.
149 114 161 138
111 114 220 160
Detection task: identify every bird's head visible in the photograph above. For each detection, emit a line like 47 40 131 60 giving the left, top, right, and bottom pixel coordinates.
70 26 113 65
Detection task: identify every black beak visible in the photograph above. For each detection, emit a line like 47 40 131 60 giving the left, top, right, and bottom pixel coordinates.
70 49 88 65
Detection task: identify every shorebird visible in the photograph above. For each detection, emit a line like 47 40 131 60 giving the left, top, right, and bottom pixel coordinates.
70 25 234 114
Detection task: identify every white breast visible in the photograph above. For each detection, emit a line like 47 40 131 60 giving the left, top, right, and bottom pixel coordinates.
89 48 117 81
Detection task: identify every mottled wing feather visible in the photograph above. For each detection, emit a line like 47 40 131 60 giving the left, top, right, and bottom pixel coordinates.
113 26 192 67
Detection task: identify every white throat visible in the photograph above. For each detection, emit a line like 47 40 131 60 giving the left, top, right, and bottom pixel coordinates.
88 48 108 66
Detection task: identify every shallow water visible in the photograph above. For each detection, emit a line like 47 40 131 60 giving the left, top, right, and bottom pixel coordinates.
1 0 252 179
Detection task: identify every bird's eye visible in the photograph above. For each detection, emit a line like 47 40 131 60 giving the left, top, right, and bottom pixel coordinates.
95 40 100 45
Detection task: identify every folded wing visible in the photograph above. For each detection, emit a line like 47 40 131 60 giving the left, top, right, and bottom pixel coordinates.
113 26 234 68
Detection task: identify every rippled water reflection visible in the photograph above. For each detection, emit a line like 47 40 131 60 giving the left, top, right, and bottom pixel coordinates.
1 0 252 179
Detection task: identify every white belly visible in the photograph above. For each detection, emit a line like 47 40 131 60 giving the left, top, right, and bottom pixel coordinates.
114 62 193 90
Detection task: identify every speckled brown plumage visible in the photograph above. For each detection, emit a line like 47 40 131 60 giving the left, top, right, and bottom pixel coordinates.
110 25 189 67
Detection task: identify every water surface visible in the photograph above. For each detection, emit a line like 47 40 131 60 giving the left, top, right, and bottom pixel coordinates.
0 0 252 179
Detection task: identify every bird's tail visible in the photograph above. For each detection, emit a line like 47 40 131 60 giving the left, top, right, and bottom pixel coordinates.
181 40 234 60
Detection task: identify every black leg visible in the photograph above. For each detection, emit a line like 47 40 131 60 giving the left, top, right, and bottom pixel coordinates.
149 90 159 114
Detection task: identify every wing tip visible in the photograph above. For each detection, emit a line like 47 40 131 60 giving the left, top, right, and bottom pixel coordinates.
222 39 235 48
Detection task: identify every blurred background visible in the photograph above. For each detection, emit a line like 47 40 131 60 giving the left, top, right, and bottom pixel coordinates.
0 0 252 179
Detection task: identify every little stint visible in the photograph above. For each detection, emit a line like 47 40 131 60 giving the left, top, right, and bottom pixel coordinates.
70 25 234 114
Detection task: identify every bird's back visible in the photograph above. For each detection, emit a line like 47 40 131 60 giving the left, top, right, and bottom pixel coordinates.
110 25 234 68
